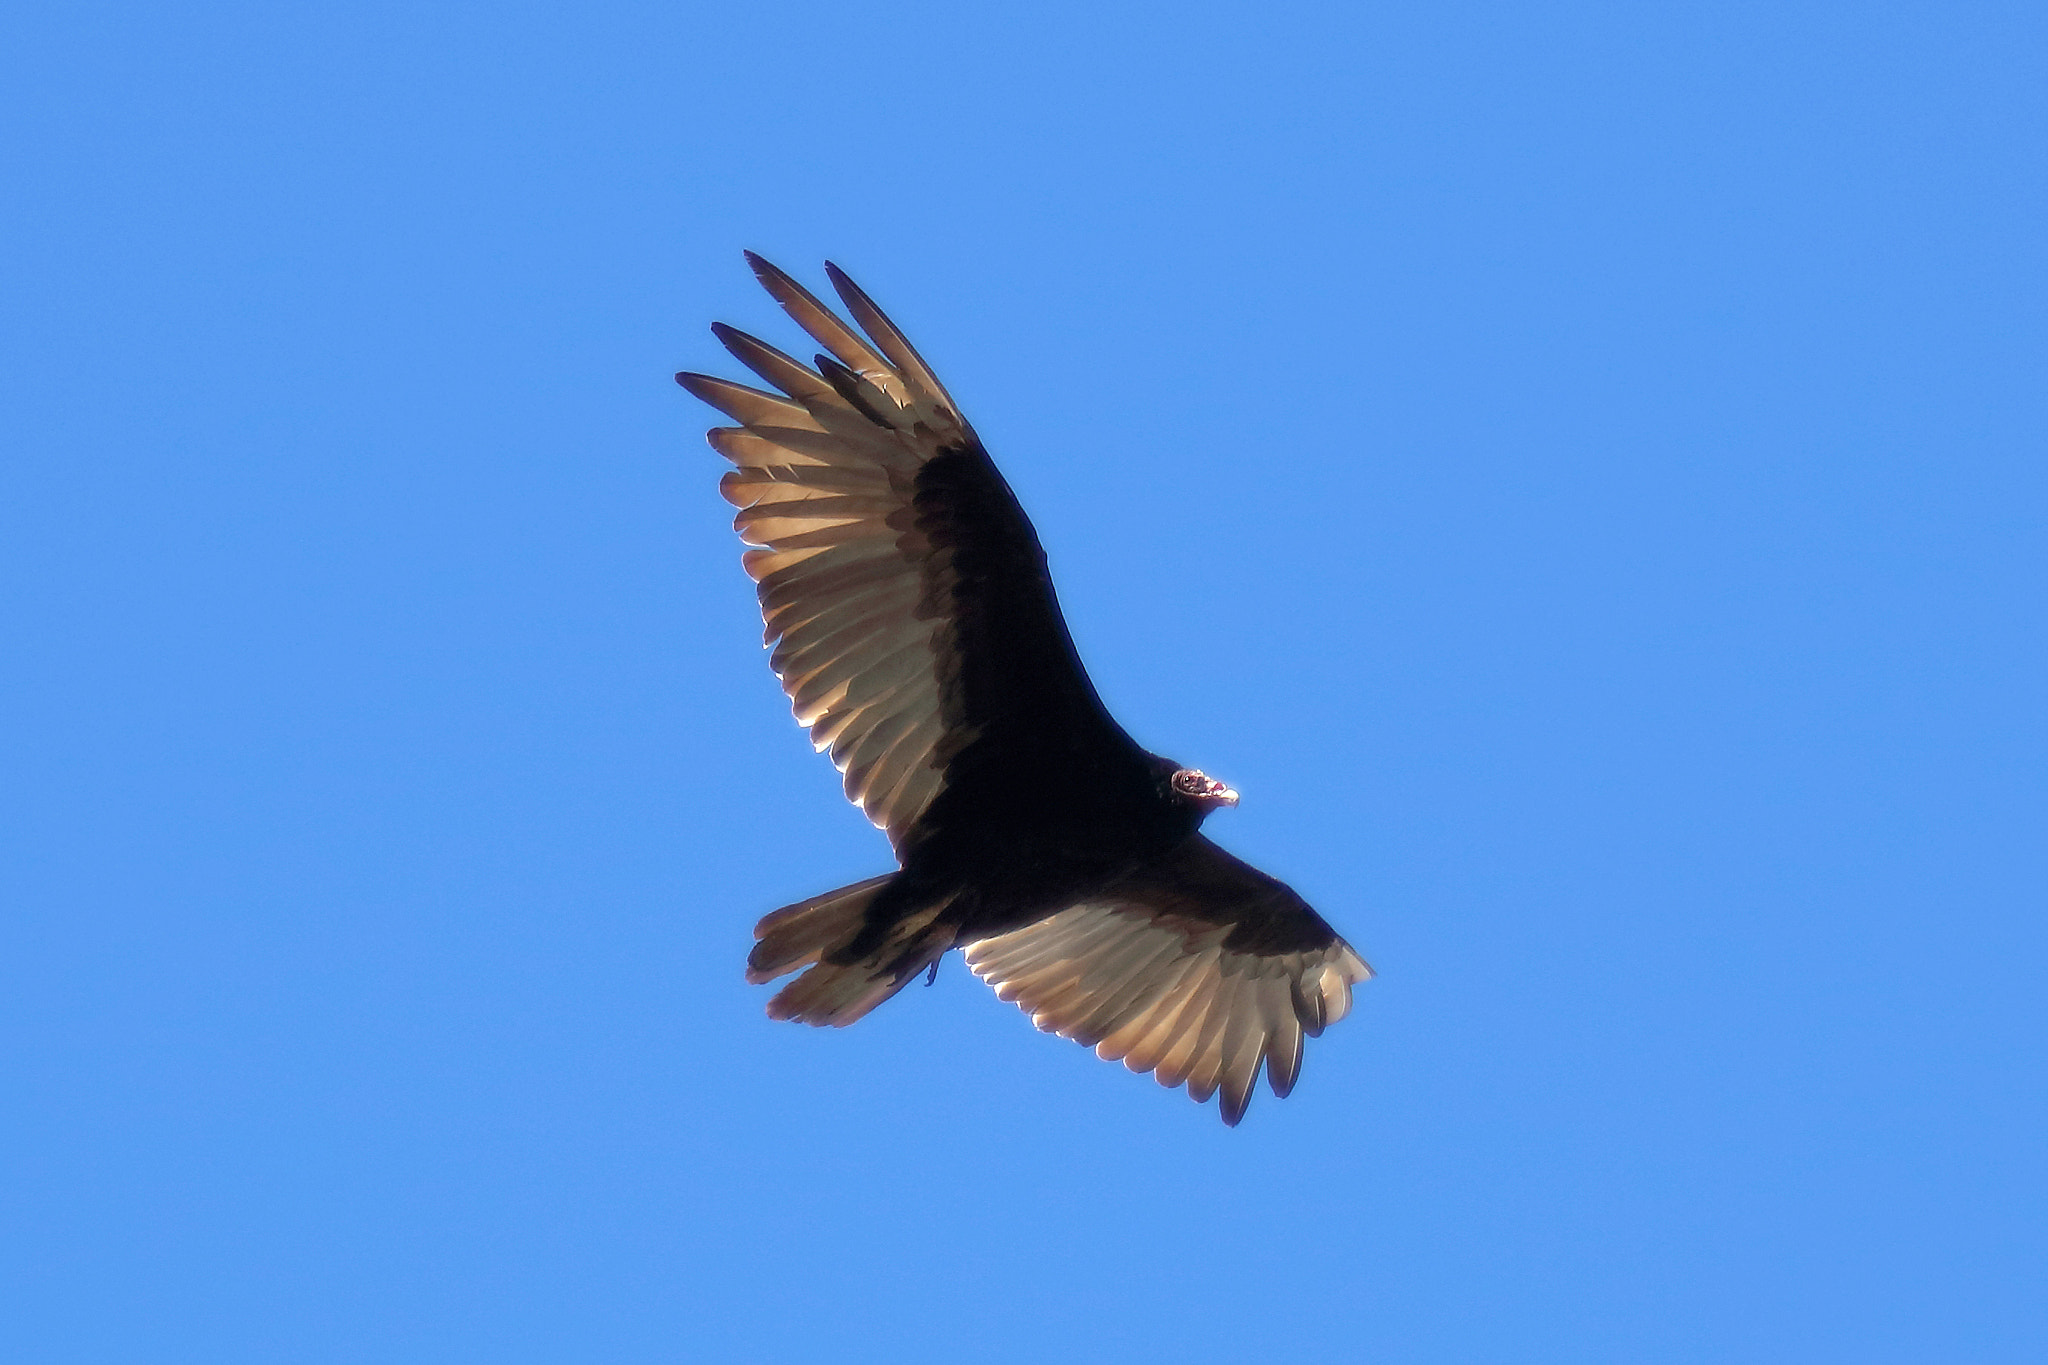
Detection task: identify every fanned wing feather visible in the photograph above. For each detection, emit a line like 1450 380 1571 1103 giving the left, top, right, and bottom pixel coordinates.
823 260 966 423
682 255 1112 851
963 836 1372 1126
679 261 999 847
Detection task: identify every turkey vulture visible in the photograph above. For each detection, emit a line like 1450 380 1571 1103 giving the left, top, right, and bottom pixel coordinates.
677 255 1371 1124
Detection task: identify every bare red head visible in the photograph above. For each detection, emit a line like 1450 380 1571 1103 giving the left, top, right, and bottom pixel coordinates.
1170 767 1240 812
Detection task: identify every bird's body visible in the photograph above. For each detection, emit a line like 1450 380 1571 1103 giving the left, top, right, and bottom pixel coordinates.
679 256 1370 1123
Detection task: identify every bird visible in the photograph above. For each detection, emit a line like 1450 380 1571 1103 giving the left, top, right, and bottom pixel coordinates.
676 254 1371 1125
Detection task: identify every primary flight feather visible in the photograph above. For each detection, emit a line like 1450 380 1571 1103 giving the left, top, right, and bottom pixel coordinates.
678 254 1371 1124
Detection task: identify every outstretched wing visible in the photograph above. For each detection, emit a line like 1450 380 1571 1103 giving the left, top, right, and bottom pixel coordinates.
678 255 1119 850
963 836 1372 1126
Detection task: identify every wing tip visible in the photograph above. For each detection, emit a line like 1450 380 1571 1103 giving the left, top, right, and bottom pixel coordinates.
743 250 806 301
1217 1089 1250 1127
674 369 720 401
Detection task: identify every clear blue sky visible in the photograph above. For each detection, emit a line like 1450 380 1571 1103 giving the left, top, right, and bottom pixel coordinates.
4 2 2043 1360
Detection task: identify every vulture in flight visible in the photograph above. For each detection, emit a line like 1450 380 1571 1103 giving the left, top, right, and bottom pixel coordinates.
677 255 1371 1124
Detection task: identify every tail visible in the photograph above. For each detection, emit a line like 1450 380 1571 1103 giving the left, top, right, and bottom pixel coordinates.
746 875 956 1027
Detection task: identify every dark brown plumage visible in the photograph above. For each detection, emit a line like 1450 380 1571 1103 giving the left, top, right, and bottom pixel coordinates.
678 254 1370 1124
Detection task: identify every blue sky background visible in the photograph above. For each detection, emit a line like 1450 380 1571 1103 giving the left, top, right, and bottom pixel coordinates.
4 2 2044 1360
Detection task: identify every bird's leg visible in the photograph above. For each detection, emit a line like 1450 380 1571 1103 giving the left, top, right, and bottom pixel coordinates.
924 957 941 987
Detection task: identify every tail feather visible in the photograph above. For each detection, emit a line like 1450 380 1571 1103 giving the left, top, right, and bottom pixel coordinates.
747 875 956 1027
747 874 893 985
